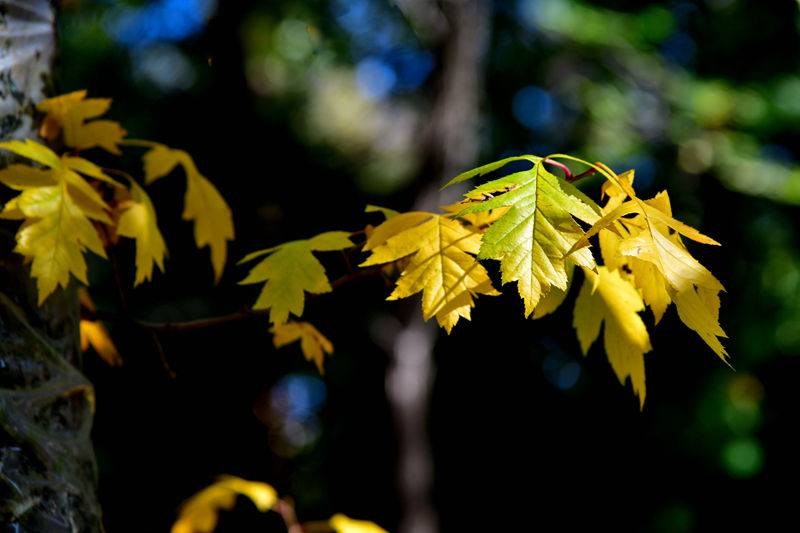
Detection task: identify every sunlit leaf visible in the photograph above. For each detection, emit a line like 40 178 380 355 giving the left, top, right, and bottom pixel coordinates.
240 231 353 325
573 266 652 409
270 320 334 373
0 139 111 303
365 204 399 219
116 179 168 286
142 144 234 282
532 261 574 319
578 187 728 358
330 514 390 533
171 476 277 533
669 285 729 363
37 90 127 154
361 211 499 333
454 161 601 316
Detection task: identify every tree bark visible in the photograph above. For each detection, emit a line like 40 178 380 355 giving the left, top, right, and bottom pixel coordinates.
0 1 103 530
387 2 491 533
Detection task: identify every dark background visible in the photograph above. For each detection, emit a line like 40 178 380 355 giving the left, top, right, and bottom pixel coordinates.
53 0 800 531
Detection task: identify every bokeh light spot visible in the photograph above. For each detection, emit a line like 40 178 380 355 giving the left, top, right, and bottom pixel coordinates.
355 57 397 100
721 437 764 478
513 86 555 130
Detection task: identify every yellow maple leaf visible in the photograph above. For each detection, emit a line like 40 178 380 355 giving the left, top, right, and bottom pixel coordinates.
37 90 127 154
330 514 389 533
669 284 729 363
0 140 114 303
116 179 168 286
171 476 278 533
360 211 500 333
572 188 728 360
142 144 234 282
239 231 354 325
80 319 122 366
573 267 652 409
270 320 333 373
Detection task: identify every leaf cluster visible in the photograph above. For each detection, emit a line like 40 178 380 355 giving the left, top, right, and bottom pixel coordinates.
239 156 728 406
0 92 728 407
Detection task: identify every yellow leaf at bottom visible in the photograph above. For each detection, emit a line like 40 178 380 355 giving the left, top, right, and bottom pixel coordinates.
270 321 334 373
573 267 652 408
171 476 277 533
330 514 390 533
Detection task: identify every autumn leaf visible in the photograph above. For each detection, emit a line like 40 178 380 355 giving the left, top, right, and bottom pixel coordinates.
447 159 601 316
577 188 728 360
171 476 277 533
239 231 354 325
360 211 499 333
573 266 652 409
669 284 728 363
116 178 168 286
142 143 234 282
330 514 390 533
270 321 334 373
80 320 122 366
365 204 399 219
37 90 127 154
531 261 574 319
0 140 113 303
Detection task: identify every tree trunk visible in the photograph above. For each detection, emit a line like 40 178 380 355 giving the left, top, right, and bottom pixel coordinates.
387 2 491 533
0 1 103 530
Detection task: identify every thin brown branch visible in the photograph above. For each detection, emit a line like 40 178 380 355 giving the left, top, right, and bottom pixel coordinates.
84 265 388 332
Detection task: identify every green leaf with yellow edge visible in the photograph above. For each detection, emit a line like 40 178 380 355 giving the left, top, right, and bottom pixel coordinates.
171 476 278 533
574 266 652 409
270 320 333 373
443 154 541 188
37 90 127 154
239 231 354 325
142 144 234 282
532 261 574 319
361 211 499 333
455 161 601 317
116 179 168 286
330 514 390 533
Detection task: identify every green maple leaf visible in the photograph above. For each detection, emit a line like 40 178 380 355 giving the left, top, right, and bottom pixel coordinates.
238 231 353 325
447 158 602 316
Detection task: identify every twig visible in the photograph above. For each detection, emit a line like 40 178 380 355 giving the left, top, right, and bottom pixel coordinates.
83 265 387 332
566 167 597 183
